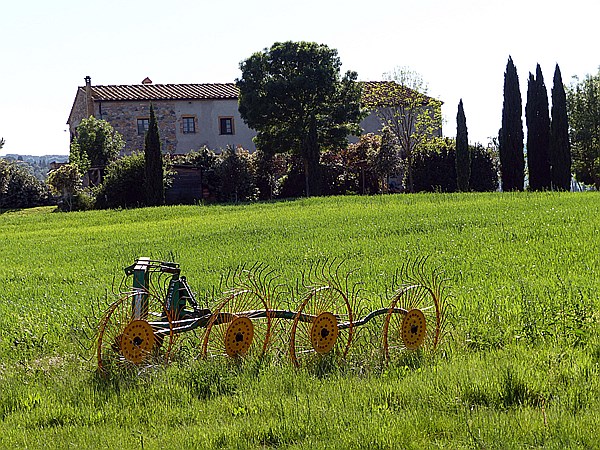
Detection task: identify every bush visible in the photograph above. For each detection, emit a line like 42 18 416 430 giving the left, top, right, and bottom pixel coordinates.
251 150 287 200
470 144 499 192
277 155 306 198
412 140 457 192
214 147 256 203
412 140 499 193
95 153 145 209
0 159 51 209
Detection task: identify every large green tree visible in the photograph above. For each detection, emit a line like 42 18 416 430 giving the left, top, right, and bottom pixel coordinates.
499 56 525 191
144 104 164 206
362 67 442 193
0 159 51 209
70 116 124 171
525 64 551 191
566 70 600 188
237 41 364 197
456 99 470 191
550 64 571 190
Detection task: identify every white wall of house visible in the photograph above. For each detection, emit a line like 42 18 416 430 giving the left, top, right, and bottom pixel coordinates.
174 99 256 153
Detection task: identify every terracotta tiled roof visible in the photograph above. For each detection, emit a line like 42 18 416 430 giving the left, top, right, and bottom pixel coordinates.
84 83 240 101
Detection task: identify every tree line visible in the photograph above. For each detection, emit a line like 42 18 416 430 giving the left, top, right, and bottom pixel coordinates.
496 56 600 191
5 43 600 211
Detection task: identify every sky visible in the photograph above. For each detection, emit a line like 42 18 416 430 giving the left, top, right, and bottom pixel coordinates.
1 0 599 156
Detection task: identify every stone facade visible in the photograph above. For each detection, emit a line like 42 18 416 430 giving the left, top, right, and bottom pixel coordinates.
67 80 257 155
98 101 178 153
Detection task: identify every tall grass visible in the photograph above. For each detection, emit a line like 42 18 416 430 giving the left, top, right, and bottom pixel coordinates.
1 192 599 448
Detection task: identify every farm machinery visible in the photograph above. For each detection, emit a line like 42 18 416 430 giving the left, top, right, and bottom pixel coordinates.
96 257 448 373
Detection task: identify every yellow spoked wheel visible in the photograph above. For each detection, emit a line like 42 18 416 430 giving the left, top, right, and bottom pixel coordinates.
96 291 175 373
224 316 255 357
401 309 427 350
201 290 271 359
120 320 155 364
382 284 445 361
310 312 339 354
290 286 354 367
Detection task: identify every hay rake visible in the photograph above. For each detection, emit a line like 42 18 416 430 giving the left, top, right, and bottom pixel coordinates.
95 257 448 373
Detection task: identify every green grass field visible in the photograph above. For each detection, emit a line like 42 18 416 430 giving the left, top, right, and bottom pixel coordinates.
1 192 599 448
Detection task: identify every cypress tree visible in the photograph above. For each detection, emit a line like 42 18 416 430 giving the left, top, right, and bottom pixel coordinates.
499 56 525 191
144 104 164 206
456 99 470 191
526 64 551 190
550 64 572 190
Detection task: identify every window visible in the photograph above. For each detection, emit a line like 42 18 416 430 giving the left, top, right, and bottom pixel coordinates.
219 117 234 135
182 116 196 134
137 118 149 135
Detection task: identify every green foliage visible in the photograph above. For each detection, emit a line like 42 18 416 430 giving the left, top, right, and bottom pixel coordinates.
372 127 400 193
237 41 365 197
170 146 217 170
251 149 287 200
362 67 443 193
526 64 552 191
144 104 164 206
277 155 306 198
46 164 81 197
413 138 457 192
550 64 572 190
214 147 255 203
470 144 499 192
566 68 600 188
456 99 470 191
499 56 525 191
413 140 498 193
69 116 124 172
95 153 145 209
0 158 51 209
340 133 380 194
46 163 89 212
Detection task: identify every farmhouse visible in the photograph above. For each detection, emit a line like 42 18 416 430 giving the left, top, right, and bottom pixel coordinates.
67 77 257 154
67 77 441 155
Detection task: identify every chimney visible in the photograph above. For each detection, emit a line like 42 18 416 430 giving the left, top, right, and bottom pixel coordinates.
84 76 94 118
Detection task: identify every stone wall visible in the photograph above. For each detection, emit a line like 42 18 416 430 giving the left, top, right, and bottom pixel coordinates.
98 101 178 154
67 90 89 140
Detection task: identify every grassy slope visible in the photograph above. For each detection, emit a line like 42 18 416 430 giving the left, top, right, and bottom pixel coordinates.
0 193 599 448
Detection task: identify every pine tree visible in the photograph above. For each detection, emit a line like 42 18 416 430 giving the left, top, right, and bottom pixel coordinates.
499 56 525 191
550 64 571 190
456 99 470 191
144 104 164 206
526 64 551 190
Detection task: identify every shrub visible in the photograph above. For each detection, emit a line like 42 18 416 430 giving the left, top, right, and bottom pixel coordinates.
412 140 457 192
95 153 145 209
251 150 287 200
412 140 499 193
0 159 51 209
277 155 306 198
470 144 499 192
214 147 256 203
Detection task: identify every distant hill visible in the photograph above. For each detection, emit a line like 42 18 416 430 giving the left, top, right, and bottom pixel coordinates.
0 154 69 181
